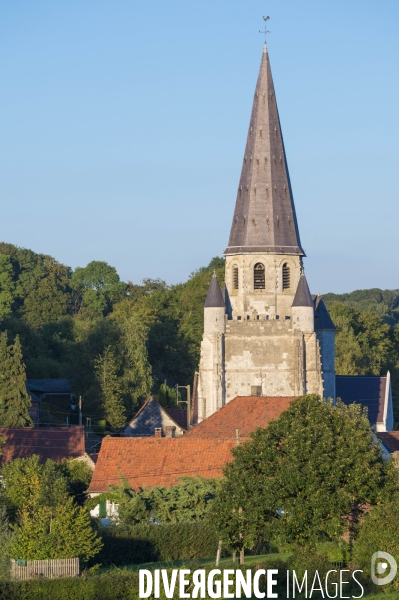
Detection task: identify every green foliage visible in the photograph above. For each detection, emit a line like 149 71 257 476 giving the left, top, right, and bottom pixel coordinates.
157 381 178 407
10 498 102 564
0 244 226 424
148 477 222 524
330 303 393 376
0 333 32 428
98 520 219 565
1 455 93 515
212 395 397 551
0 244 72 327
0 507 12 580
112 307 153 411
71 261 126 318
1 455 101 564
94 476 221 527
0 573 141 600
353 495 399 590
0 255 15 320
1 455 68 518
324 288 399 323
61 458 93 502
95 346 126 429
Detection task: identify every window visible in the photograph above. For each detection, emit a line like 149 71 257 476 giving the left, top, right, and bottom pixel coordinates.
99 500 107 518
233 267 239 289
282 263 290 291
254 263 265 289
251 386 262 397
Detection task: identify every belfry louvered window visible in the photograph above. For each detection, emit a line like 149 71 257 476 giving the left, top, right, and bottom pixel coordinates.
282 263 290 290
254 263 265 290
233 267 239 289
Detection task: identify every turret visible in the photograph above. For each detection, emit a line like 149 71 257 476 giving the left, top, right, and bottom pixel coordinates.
204 274 226 334
292 274 314 332
314 295 336 400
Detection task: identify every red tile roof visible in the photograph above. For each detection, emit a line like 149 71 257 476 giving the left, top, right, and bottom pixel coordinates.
186 396 297 439
86 436 236 493
0 427 85 464
378 432 399 453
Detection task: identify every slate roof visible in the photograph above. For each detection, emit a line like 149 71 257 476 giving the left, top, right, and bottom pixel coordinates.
26 379 72 395
336 376 386 425
292 274 313 308
186 396 297 439
124 397 186 437
0 427 85 464
377 432 399 453
86 436 236 493
164 408 188 429
314 296 335 330
225 45 304 256
204 275 225 308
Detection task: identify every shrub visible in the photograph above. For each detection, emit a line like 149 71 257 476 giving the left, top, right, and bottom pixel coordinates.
353 496 399 591
98 520 220 566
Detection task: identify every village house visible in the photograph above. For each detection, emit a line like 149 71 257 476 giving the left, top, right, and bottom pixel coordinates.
124 397 187 438
0 426 85 464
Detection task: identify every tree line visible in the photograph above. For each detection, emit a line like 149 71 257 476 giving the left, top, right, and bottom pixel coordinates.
0 241 398 429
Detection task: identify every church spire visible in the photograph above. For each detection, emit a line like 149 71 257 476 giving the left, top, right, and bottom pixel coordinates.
224 45 304 256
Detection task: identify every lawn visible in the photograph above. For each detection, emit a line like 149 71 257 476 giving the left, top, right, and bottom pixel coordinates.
101 552 291 572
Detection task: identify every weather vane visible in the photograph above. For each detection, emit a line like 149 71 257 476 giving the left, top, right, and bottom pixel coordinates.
259 16 271 44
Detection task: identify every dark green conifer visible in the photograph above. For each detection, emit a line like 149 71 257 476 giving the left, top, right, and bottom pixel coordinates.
0 333 32 428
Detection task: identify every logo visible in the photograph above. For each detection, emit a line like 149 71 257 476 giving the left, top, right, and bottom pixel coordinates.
371 552 397 586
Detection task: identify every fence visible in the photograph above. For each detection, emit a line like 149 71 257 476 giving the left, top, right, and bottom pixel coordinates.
10 558 79 580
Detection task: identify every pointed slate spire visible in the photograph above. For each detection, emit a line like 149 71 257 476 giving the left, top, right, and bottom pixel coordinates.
314 296 336 330
204 274 225 308
292 274 313 307
225 45 304 256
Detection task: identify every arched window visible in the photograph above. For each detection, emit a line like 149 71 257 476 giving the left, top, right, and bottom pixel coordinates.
282 263 290 290
233 267 239 289
254 263 265 290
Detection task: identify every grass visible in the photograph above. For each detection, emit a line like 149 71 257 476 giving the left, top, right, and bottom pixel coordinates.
100 552 291 573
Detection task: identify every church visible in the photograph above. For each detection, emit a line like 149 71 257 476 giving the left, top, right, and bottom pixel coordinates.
197 41 336 420
196 41 393 429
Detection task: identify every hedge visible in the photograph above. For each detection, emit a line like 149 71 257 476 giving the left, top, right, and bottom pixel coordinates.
98 520 221 566
0 563 279 600
0 573 138 600
0 560 375 600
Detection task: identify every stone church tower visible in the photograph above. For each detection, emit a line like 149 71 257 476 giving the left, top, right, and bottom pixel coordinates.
197 42 336 420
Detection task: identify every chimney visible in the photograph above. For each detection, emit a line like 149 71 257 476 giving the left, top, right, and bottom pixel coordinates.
154 427 162 438
164 426 176 438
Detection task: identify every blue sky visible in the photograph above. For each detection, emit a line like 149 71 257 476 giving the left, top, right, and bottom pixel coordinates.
1 0 398 293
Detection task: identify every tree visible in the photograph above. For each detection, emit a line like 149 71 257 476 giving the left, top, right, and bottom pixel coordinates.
61 458 94 504
10 497 102 563
95 346 126 428
71 261 126 318
212 395 397 551
0 333 32 427
1 455 68 519
0 507 12 580
91 476 222 528
353 495 399 590
329 303 393 376
148 476 222 524
0 255 15 321
110 301 153 413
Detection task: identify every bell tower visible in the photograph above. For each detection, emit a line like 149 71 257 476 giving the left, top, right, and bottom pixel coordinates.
197 39 335 421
